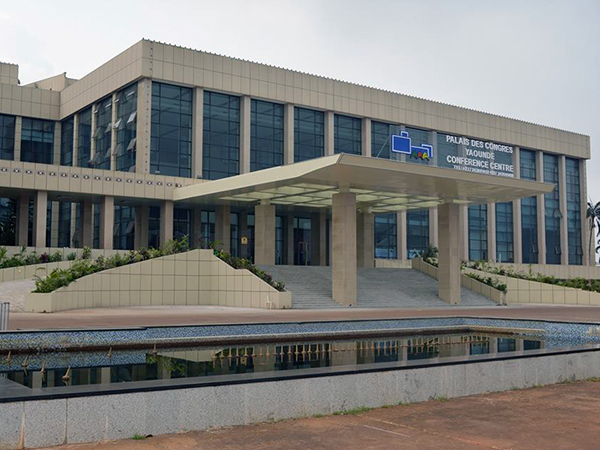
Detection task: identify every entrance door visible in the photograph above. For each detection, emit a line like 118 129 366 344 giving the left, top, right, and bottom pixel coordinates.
293 217 311 265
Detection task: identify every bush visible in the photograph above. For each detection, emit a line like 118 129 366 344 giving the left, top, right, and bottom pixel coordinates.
212 248 285 292
82 246 92 260
67 252 77 261
466 273 507 292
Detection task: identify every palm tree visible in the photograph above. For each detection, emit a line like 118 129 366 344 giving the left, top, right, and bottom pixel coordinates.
587 200 600 264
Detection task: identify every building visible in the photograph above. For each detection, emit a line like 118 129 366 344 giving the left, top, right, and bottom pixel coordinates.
0 40 590 304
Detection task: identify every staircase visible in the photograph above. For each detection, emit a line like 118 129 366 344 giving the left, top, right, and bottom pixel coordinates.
261 265 496 309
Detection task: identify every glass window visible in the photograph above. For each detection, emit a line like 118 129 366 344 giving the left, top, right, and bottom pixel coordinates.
374 213 397 259
230 212 239 257
60 116 74 166
437 133 460 169
148 206 160 248
276 215 285 264
294 107 324 162
469 205 487 261
520 150 538 263
543 154 561 264
334 114 361 155
203 91 240 180
77 107 92 168
114 205 135 250
371 121 392 159
200 210 215 248
21 118 54 164
58 202 71 248
0 114 16 161
151 82 193 177
115 84 137 172
251 99 283 171
405 127 431 166
93 204 100 249
0 197 17 245
91 97 112 170
173 208 191 241
407 209 429 258
496 202 513 263
566 158 582 265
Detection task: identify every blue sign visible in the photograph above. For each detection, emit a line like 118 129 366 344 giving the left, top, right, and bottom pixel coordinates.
391 131 433 161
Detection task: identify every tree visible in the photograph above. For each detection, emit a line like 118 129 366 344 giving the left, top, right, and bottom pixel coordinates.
587 200 600 264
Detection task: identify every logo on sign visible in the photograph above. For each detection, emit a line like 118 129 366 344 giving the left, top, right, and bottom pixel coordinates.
391 131 433 161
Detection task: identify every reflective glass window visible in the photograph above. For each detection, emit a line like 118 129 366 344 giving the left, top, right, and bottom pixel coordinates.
437 133 460 169
60 116 74 166
203 91 239 180
58 202 71 248
115 84 137 172
374 213 397 259
566 158 582 265
543 154 561 264
407 209 429 258
91 97 112 169
149 206 160 249
173 208 191 241
0 197 16 245
151 82 193 177
371 121 392 159
276 215 285 264
0 114 15 161
334 114 361 155
77 107 92 168
405 127 431 166
520 150 538 263
114 205 135 250
496 202 513 263
294 107 324 162
468 205 487 261
21 118 54 164
251 99 283 171
200 210 215 248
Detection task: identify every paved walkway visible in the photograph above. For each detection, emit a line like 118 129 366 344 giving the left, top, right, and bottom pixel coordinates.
8 304 600 330
41 380 600 450
0 279 35 312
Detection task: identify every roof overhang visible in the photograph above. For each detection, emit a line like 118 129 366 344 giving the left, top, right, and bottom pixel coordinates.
174 154 554 213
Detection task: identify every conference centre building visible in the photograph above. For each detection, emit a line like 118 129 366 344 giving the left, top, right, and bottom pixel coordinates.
0 39 590 305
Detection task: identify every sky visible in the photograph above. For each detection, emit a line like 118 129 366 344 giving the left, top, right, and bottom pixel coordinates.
0 0 598 199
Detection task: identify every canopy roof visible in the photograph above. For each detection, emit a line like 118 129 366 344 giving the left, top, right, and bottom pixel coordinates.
174 154 554 212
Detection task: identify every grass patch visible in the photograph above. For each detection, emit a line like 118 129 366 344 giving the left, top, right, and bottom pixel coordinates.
431 396 449 402
587 377 600 382
332 406 373 416
131 434 147 440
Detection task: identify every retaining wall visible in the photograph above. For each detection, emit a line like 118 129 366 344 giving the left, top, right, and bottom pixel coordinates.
24 249 291 312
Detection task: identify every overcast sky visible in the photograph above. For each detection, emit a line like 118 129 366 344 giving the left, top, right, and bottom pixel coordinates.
1 0 598 199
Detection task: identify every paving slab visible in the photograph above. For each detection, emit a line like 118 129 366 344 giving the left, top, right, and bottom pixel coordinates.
38 380 600 450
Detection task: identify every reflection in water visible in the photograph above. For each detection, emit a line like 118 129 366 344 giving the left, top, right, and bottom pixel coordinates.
3 334 543 389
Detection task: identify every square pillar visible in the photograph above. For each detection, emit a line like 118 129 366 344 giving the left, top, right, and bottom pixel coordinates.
17 194 29 246
397 210 407 261
33 191 48 248
459 205 469 261
255 202 276 265
332 191 357 306
14 117 22 161
81 200 93 248
136 78 152 175
438 203 461 305
429 207 438 248
324 111 334 156
286 214 294 264
99 196 114 250
319 209 327 266
357 209 374 268
134 205 149 249
283 104 294 165
361 118 371 157
192 87 204 179
160 200 174 246
215 205 230 253
240 95 251 174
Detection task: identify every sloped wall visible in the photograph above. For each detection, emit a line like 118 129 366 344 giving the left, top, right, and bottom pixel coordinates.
24 249 291 312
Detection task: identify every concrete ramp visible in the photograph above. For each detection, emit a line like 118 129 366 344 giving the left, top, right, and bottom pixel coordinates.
261 266 496 309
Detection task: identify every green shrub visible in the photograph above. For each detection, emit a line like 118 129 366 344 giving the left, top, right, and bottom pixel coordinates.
212 248 285 292
66 252 77 261
82 246 92 260
466 273 507 292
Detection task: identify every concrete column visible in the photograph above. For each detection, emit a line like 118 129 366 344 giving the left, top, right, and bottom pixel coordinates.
286 214 294 265
134 205 149 249
52 122 61 166
324 111 334 156
487 203 496 262
33 191 48 248
429 207 438 248
356 209 374 268
513 147 523 263
361 118 371 157
240 95 251 174
72 113 79 166
192 207 202 249
255 202 276 265
429 131 438 167
160 200 174 246
536 151 546 264
13 117 22 161
319 209 327 266
310 211 321 266
192 87 204 179
332 191 357 306
81 201 93 248
397 210 407 261
438 203 461 305
214 205 230 253
580 159 592 265
17 194 29 246
50 201 59 247
283 104 294 165
110 92 117 171
558 155 569 265
459 205 469 261
136 78 152 175
99 196 114 250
